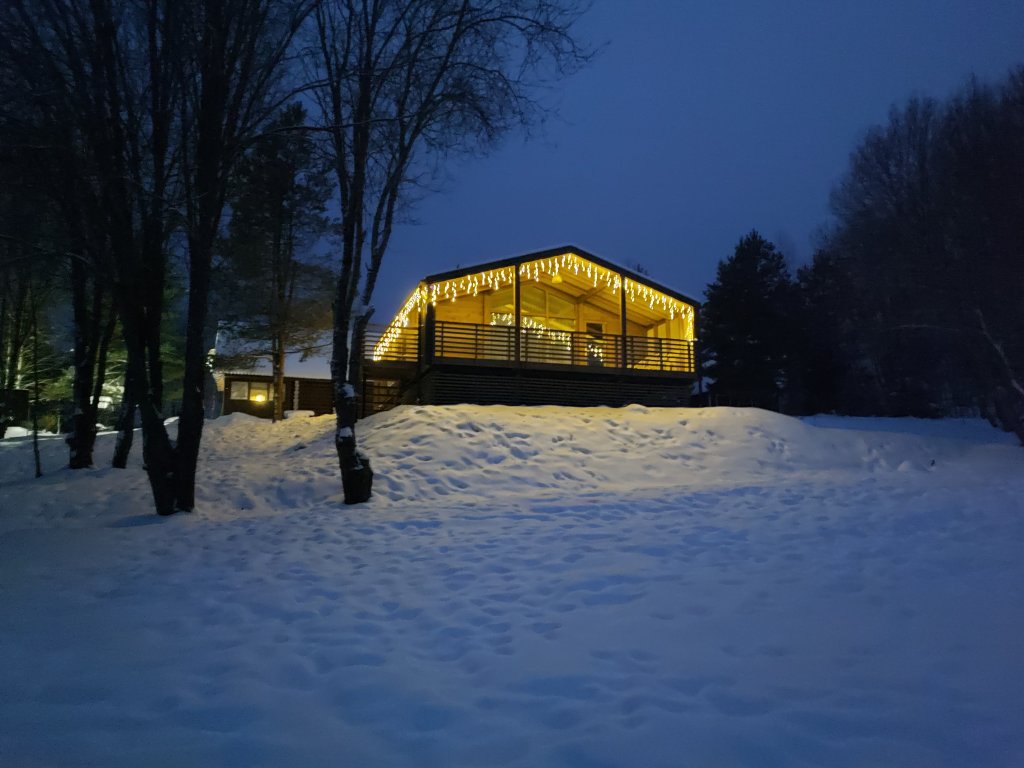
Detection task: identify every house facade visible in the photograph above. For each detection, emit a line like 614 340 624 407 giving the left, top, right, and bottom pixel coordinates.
361 246 699 414
219 373 334 418
212 332 334 418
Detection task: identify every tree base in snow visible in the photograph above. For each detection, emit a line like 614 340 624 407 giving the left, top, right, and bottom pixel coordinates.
991 386 1024 446
342 455 373 505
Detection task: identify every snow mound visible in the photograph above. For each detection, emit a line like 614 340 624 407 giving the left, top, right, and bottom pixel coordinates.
353 405 1018 507
1 405 1018 528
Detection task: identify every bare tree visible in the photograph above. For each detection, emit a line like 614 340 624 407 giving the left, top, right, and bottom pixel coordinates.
0 0 312 512
170 0 315 511
816 69 1024 439
0 0 121 466
307 0 590 502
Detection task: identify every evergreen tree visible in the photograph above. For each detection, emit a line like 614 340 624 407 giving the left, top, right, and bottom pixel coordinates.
214 103 333 422
790 247 853 415
701 231 795 408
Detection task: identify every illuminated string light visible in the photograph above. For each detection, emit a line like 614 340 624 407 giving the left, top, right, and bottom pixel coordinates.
372 252 696 360
371 285 427 361
517 253 622 294
623 277 695 335
490 313 572 352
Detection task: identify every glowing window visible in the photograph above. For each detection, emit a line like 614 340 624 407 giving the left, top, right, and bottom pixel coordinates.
520 285 576 332
249 381 271 403
484 287 514 316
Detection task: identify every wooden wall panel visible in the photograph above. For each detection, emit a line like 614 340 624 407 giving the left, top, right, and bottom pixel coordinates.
419 367 691 408
295 379 334 415
434 294 486 324
222 375 333 418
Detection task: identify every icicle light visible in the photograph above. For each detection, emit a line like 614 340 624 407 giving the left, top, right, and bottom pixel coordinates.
518 253 622 294
373 252 696 360
371 285 427 361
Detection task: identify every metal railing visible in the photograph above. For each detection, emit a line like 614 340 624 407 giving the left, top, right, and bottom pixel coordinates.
363 323 420 363
621 334 696 373
362 320 695 374
436 321 516 362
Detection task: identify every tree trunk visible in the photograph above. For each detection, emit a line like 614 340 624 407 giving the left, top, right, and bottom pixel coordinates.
31 298 42 479
112 376 136 469
335 379 372 504
273 339 285 422
348 313 370 407
68 257 97 469
332 291 372 504
120 309 177 514
2 276 31 441
174 229 214 512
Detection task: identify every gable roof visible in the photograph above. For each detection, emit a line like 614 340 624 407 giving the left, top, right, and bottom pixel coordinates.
422 245 701 308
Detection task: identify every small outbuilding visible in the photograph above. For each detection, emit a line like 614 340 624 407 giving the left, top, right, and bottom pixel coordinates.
360 246 699 414
212 334 334 418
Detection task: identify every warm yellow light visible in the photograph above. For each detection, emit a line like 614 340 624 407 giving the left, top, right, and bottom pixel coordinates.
491 313 572 351
252 393 266 403
371 252 697 360
622 277 695 340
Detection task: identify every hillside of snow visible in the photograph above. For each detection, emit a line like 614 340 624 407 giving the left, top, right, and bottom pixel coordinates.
1 406 1023 767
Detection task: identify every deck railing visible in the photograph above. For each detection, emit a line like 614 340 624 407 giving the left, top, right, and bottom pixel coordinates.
363 320 695 374
363 323 420 363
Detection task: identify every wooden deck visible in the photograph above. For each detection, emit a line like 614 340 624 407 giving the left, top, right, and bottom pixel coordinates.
365 321 695 374
361 321 697 415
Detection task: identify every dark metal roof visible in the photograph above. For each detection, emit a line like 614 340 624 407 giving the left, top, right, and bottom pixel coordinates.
421 245 701 307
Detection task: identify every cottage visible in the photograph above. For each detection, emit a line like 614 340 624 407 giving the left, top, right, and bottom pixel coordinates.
361 246 699 414
212 333 334 418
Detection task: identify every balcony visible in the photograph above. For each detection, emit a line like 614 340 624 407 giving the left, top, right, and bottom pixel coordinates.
363 320 695 376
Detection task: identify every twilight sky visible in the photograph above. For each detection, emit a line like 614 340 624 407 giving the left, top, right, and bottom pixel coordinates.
377 0 1024 316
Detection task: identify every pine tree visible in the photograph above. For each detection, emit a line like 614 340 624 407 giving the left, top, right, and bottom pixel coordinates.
214 103 333 422
701 231 795 408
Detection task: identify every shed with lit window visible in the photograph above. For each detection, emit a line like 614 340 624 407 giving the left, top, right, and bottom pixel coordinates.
212 331 335 418
360 246 699 414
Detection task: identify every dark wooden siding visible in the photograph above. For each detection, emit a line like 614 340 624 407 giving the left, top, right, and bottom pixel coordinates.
418 365 691 408
222 375 333 418
294 378 334 415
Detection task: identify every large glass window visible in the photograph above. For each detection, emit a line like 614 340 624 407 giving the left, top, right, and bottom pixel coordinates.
485 285 577 331
485 287 515 326
519 285 576 332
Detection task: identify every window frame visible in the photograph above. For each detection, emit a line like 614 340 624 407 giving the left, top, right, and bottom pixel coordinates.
229 380 249 401
248 381 271 403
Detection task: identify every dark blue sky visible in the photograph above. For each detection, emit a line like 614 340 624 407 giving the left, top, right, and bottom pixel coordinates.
379 0 1024 316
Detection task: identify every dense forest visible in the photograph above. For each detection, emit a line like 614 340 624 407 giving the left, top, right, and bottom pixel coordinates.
700 68 1024 445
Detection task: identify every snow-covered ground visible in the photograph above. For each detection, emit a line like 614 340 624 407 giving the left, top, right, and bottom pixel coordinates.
1 405 1022 767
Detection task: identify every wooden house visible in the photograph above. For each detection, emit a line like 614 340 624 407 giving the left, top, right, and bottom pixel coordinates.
361 246 699 414
212 333 334 418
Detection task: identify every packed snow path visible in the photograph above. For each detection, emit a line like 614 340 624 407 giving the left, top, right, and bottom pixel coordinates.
1 406 1023 767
